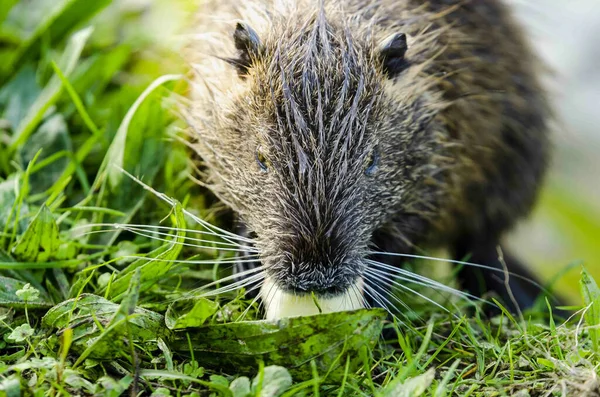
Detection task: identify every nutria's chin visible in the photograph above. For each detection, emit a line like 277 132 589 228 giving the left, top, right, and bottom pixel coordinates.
186 0 552 319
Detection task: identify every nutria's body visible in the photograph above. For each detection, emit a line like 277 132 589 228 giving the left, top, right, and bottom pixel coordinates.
186 0 551 319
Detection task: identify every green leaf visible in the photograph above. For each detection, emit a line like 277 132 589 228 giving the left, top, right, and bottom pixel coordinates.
210 374 230 388
15 283 40 302
9 26 92 150
19 113 73 194
63 370 96 393
139 370 232 396
378 368 435 397
12 205 60 262
536 358 555 369
580 266 600 352
117 268 141 318
7 323 34 342
88 75 181 247
96 376 133 397
111 240 139 265
156 337 173 372
150 388 171 397
101 74 181 190
0 0 110 80
230 377 252 397
0 64 40 129
0 276 52 309
173 308 387 381
0 248 46 293
252 366 292 397
69 45 130 101
42 293 168 361
182 360 204 378
165 298 219 330
0 177 30 235
8 356 56 371
72 270 160 365
0 374 21 397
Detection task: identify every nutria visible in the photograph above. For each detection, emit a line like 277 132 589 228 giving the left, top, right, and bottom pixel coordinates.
184 0 553 320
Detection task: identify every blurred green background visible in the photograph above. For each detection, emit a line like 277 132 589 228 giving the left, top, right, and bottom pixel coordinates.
1 0 598 304
506 0 600 302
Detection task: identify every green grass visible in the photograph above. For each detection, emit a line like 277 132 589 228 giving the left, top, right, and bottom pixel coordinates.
1 1 599 396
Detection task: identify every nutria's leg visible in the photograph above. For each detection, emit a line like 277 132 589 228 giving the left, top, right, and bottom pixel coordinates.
452 241 547 314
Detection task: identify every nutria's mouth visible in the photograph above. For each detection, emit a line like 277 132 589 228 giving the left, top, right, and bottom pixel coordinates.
282 283 351 297
260 277 365 321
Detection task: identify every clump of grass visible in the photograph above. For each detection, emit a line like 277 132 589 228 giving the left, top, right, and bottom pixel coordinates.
1 1 599 396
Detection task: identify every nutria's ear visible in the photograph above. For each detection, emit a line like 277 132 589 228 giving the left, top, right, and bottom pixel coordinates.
229 22 261 77
379 33 409 77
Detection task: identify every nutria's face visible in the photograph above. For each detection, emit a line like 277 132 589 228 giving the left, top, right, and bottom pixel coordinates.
190 13 441 319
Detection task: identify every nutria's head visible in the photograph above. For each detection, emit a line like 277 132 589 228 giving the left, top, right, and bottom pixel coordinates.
188 5 444 319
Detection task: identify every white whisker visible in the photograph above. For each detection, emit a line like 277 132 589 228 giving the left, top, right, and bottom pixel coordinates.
186 265 265 293
261 281 278 320
197 273 265 298
136 257 259 305
119 225 258 251
112 227 252 253
115 167 256 245
366 259 489 305
364 268 456 317
369 251 545 291
122 255 261 265
362 283 407 326
72 222 254 246
73 227 255 253
351 283 368 310
236 284 265 322
363 274 421 321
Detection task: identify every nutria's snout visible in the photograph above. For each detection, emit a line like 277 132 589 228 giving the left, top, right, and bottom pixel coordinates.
260 272 365 321
257 236 367 319
274 259 363 296
267 235 364 293
250 213 369 319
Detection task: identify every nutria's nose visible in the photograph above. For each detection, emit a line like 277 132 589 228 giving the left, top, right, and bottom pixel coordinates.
273 228 361 296
279 260 357 296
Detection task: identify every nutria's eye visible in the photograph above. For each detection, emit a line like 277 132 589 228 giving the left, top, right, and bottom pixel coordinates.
364 147 379 176
256 147 270 172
